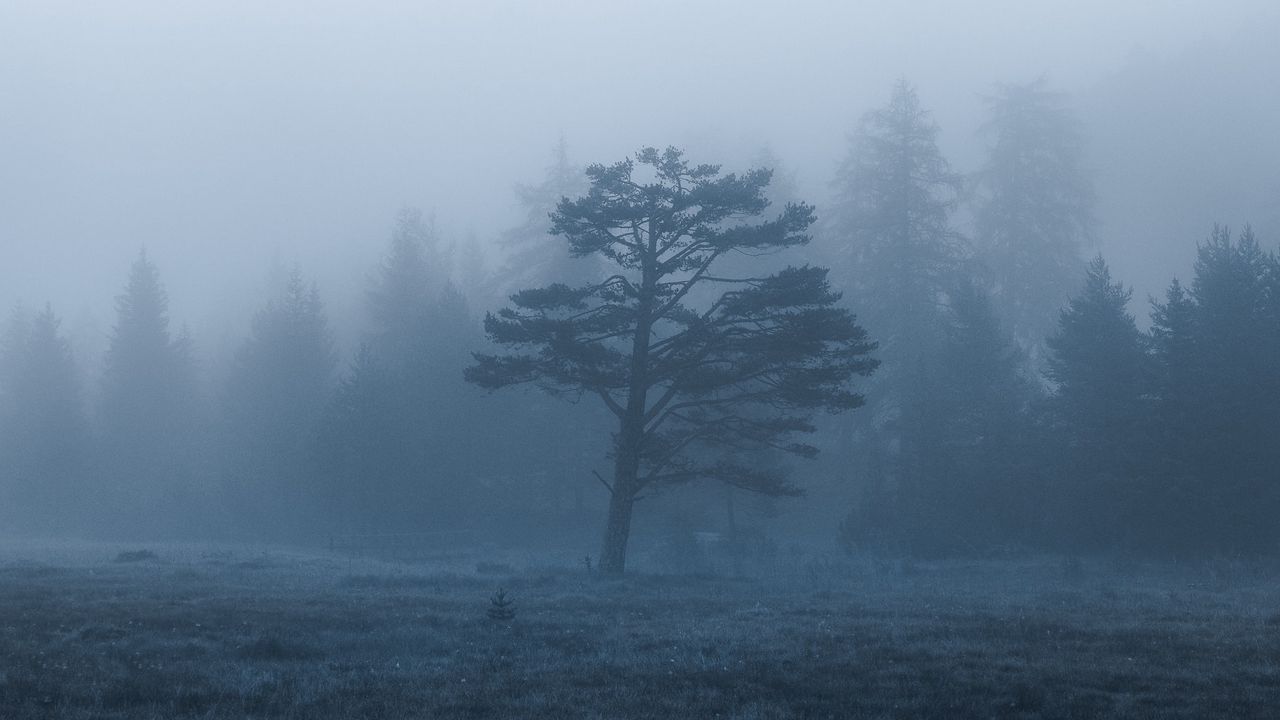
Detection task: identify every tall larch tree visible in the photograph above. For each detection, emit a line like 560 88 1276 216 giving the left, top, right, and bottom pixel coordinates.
974 79 1097 360
827 81 965 548
829 79 965 413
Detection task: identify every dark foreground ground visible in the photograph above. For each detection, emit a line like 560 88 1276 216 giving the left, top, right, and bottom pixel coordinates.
0 541 1278 719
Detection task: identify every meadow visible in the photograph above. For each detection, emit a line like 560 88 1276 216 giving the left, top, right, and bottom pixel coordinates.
1 540 1277 718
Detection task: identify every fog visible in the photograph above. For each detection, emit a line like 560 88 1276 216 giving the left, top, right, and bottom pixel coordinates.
0 0 1276 531
6 3 1280 716
1 0 1277 532
4 1 1277 336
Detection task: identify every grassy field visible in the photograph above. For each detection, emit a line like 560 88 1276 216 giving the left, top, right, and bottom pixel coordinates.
1 541 1278 719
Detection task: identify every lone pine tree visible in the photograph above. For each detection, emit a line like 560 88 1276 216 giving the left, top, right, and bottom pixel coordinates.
467 147 877 573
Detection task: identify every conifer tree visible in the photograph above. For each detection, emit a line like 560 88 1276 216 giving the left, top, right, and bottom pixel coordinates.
0 304 87 531
827 82 966 550
223 267 335 530
974 80 1096 358
493 140 620 526
829 79 965 396
1141 277 1204 550
1149 278 1198 459
860 280 1034 553
368 207 445 358
1044 256 1148 545
98 250 201 535
1179 226 1279 551
317 214 480 530
1046 257 1146 441
469 147 877 573
498 138 591 293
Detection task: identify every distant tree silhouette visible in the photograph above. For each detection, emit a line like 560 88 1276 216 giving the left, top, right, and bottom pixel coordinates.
492 139 622 531
1167 226 1279 553
222 267 334 534
0 304 88 532
1139 276 1205 551
827 81 966 551
1044 256 1148 547
902 280 1036 553
317 214 479 531
97 250 202 536
974 80 1096 359
842 277 1037 554
498 138 591 293
368 207 448 355
829 79 965 402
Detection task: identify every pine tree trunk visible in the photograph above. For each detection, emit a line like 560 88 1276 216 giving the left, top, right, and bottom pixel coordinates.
599 483 636 575
726 486 742 576
599 234 656 575
599 398 644 574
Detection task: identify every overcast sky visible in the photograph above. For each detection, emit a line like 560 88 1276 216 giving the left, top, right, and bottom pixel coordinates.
2 0 1277 351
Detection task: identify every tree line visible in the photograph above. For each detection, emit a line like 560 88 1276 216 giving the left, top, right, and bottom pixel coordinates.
831 81 1280 558
1 79 1276 569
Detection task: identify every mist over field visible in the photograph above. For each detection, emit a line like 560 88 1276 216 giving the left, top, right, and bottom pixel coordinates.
2 2 1280 717
4 2 1278 333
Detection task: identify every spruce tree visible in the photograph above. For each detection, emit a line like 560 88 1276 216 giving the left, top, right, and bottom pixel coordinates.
1180 226 1279 552
1149 278 1198 460
98 250 201 536
316 346 398 528
317 214 481 531
368 207 445 358
223 267 335 531
1142 277 1204 551
101 251 175 437
875 280 1034 553
0 304 88 531
1044 256 1148 546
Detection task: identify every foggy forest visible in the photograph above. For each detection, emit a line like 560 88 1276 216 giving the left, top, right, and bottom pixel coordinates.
2 1 1279 718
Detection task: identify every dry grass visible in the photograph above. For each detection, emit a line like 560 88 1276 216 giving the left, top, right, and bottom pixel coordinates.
0 541 1278 718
